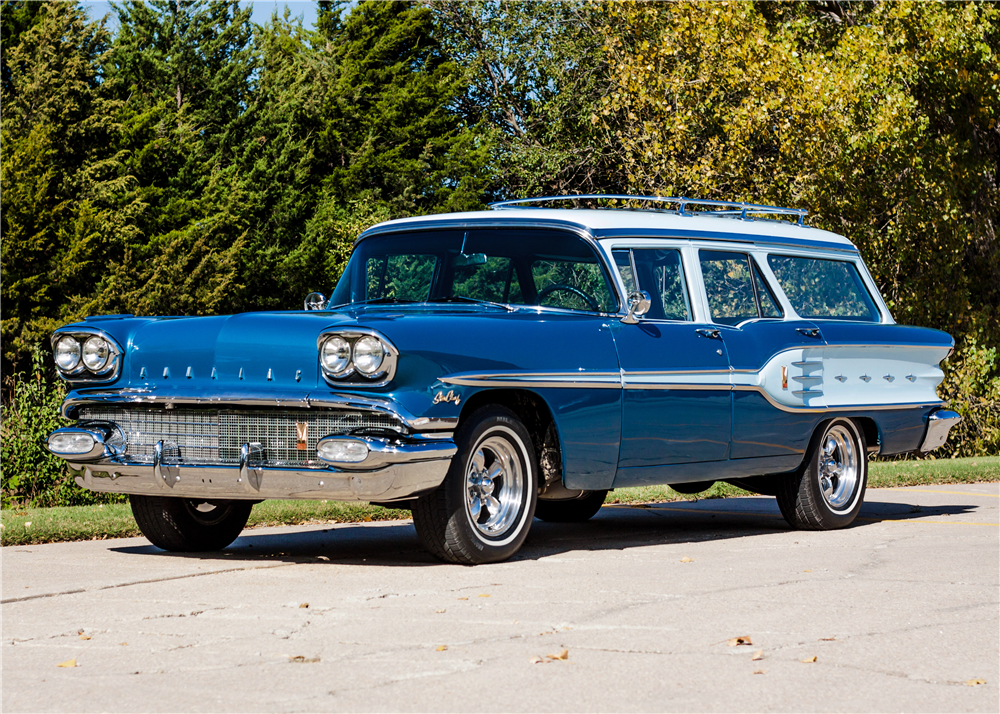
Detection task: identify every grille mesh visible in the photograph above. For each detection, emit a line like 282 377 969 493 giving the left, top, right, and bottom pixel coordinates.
77 407 402 466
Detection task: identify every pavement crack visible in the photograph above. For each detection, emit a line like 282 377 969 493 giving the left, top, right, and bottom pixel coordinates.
1 563 295 604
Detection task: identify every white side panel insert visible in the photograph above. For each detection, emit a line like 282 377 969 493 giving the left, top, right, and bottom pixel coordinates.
747 344 949 409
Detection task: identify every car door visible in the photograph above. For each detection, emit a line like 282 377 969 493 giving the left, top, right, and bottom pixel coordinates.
611 248 733 470
696 248 826 460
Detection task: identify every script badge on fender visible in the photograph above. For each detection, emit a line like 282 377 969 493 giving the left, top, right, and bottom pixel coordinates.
296 422 308 450
433 389 461 406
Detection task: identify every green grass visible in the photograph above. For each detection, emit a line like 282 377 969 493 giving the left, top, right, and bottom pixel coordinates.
2 456 996 547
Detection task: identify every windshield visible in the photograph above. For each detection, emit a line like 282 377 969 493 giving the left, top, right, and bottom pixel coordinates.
330 229 619 313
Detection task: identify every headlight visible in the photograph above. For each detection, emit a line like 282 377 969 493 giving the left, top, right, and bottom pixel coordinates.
321 335 351 374
54 336 82 372
82 336 111 372
353 336 385 375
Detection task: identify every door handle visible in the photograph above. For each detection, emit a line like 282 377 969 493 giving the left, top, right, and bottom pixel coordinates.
695 328 721 340
796 327 822 338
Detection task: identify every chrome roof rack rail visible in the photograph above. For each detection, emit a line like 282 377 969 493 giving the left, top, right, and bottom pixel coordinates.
488 194 809 226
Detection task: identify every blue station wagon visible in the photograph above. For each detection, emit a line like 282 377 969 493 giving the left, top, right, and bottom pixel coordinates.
46 196 961 563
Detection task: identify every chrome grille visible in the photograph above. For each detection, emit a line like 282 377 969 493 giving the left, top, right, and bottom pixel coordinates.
77 407 402 466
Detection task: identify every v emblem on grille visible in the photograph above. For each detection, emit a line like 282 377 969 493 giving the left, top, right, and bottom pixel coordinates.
296 422 308 450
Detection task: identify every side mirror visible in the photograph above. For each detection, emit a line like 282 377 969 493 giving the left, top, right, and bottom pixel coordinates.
621 290 651 324
304 292 327 311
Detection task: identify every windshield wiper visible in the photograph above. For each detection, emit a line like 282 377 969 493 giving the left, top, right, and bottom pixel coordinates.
351 297 419 306
431 296 515 312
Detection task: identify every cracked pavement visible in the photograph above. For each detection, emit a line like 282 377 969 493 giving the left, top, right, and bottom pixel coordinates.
2 484 998 712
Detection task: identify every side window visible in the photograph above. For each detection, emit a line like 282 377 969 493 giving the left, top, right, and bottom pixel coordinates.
613 250 637 293
451 256 524 304
767 255 879 321
699 250 759 324
632 249 691 321
752 261 783 318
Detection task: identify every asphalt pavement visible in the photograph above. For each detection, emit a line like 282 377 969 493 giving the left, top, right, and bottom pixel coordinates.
2 484 998 713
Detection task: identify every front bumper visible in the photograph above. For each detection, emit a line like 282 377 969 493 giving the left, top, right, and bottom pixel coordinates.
55 433 456 502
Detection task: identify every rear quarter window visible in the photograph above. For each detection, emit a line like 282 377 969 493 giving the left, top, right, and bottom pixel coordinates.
767 255 880 322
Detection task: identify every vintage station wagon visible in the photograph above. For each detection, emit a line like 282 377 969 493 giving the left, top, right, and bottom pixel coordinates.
46 196 960 563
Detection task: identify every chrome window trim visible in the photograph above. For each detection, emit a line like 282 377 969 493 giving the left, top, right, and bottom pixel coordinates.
50 327 124 384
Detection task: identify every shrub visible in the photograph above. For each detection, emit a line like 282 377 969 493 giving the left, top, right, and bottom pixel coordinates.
0 348 124 507
936 342 1000 458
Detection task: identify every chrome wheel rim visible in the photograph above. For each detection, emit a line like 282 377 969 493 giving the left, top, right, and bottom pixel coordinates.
184 500 231 526
465 434 525 538
818 424 859 511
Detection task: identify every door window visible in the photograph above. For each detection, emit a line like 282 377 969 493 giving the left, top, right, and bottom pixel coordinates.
699 250 784 325
612 249 691 321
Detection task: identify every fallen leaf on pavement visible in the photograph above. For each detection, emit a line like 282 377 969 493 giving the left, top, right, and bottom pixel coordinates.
727 636 752 647
820 637 837 641
120 643 128 646
803 569 812 573
530 656 544 664
801 655 817 663
964 679 986 686
435 609 446 613
299 603 309 609
436 645 447 652
457 597 468 601
680 557 694 563
57 659 77 668
289 655 320 663
79 635 91 641
753 669 766 675
478 594 491 598
549 649 569 660
751 649 764 661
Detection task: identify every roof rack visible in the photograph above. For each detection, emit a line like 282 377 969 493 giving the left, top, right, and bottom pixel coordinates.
488 194 808 226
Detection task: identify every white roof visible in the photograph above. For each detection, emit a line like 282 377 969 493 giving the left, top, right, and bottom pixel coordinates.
362 208 856 250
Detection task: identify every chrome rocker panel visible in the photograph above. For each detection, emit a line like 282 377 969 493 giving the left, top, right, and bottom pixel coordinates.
54 431 456 502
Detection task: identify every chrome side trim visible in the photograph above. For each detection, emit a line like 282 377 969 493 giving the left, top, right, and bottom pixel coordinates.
731 384 941 414
919 409 961 453
441 371 622 389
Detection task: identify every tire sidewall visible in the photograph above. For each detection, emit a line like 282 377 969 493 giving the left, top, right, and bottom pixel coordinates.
445 408 537 561
806 418 867 527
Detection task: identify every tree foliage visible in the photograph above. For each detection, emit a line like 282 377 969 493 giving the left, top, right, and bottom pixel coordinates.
1 0 997 490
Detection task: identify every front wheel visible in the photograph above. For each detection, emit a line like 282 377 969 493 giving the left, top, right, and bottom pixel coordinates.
130 495 253 551
412 406 537 564
776 419 867 530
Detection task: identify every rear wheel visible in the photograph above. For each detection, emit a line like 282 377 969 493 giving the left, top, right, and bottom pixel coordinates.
130 495 252 552
535 490 608 522
412 406 537 564
776 419 867 530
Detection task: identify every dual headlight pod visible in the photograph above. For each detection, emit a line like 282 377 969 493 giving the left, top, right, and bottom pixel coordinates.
52 331 120 379
318 330 397 384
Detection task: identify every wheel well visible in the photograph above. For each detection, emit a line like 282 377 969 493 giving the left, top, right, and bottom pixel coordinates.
852 417 881 454
458 389 558 480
